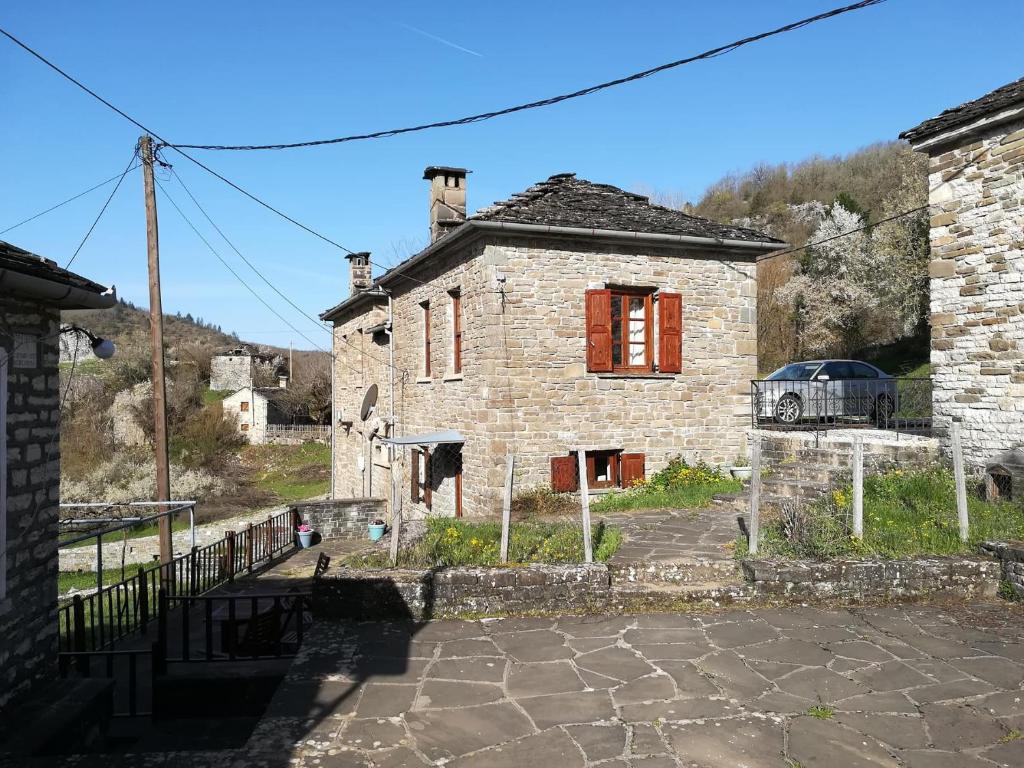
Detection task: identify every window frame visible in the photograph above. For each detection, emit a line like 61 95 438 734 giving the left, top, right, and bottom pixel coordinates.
421 301 432 378
609 289 654 373
240 401 250 412
450 290 462 375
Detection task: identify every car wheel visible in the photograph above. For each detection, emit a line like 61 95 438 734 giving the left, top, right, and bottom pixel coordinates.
872 393 895 426
774 394 803 425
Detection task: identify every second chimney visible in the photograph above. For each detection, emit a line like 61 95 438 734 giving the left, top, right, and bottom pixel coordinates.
346 251 372 295
424 166 469 243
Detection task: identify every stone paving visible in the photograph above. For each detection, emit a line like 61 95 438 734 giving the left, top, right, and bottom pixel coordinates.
211 600 1024 767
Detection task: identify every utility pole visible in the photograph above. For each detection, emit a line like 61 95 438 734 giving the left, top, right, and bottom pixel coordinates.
140 135 173 569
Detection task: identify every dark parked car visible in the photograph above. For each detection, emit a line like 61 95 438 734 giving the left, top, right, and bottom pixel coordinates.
755 360 897 426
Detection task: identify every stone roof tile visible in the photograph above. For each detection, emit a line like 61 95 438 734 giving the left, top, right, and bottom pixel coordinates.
900 76 1024 144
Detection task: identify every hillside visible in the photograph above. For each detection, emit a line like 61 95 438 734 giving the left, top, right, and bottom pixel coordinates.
63 299 242 354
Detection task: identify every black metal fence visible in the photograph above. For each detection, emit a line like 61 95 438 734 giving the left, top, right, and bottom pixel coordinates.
751 377 932 433
57 509 300 653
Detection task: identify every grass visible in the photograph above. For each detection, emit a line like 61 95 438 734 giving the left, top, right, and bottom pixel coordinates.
1000 729 1022 744
201 388 231 405
58 565 152 594
242 442 331 503
345 517 623 569
592 457 742 514
806 705 835 719
859 333 931 378
61 515 192 549
741 467 1024 561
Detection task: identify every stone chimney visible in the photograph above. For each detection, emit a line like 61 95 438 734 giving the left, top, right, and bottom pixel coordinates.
424 166 469 243
346 251 372 295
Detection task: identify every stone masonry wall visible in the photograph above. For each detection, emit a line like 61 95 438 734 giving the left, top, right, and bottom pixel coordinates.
330 234 757 520
980 541 1024 600
292 498 386 541
927 117 1024 469
0 298 61 711
314 563 611 620
210 354 253 392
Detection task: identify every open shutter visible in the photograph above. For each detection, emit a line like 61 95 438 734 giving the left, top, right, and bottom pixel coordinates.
585 289 613 372
423 448 432 510
410 449 420 502
550 456 579 493
658 292 682 374
620 453 646 487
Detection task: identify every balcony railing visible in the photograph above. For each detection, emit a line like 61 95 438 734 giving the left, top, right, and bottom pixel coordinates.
751 377 931 433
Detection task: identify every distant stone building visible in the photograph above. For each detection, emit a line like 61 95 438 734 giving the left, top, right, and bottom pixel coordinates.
223 384 293 444
321 167 783 518
210 346 286 391
901 77 1024 493
0 240 114 713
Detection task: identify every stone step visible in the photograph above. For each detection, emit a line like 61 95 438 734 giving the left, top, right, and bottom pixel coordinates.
760 477 830 500
610 580 752 608
609 558 741 586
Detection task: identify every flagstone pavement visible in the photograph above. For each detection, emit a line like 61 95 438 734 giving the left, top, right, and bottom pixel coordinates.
70 599 1022 768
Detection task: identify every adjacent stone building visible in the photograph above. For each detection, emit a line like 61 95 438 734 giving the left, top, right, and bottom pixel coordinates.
0 240 114 712
322 168 783 518
901 77 1024 493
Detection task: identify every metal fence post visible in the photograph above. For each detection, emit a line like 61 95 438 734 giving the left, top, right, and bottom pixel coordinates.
749 435 761 555
72 595 88 673
138 566 149 633
389 455 403 567
189 546 199 596
852 437 864 539
245 523 254 572
226 531 236 583
952 421 969 542
500 455 514 564
577 450 593 563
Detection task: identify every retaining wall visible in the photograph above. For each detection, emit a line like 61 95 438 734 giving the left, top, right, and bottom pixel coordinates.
741 557 999 600
292 498 386 541
980 541 1024 599
314 563 611 619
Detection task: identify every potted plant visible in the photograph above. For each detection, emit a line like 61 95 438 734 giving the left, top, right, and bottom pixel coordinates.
368 518 387 542
729 456 753 481
297 522 315 548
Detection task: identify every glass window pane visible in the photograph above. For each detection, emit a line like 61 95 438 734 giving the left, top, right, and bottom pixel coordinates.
611 297 623 365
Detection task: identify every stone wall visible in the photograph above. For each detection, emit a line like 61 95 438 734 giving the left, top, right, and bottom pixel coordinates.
291 498 386 541
980 541 1024 600
330 233 757 519
742 557 999 600
314 563 611 620
926 117 1024 470
0 298 62 710
211 354 253 392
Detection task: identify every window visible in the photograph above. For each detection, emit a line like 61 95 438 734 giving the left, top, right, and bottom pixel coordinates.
851 363 879 379
0 348 7 599
585 289 682 374
550 451 645 492
421 302 431 377
819 361 855 379
450 290 462 375
240 423 249 432
240 401 250 412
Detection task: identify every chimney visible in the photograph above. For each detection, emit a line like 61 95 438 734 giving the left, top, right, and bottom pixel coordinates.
423 166 469 243
346 251 372 295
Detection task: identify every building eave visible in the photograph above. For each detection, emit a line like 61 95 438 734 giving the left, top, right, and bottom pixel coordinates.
905 103 1024 154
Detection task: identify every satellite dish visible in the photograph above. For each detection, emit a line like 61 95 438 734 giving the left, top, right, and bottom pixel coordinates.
359 384 378 421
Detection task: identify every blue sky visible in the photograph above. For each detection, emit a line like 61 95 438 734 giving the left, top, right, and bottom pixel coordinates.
1 1 1021 350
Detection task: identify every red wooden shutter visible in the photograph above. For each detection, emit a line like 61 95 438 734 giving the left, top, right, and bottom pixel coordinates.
423 448 432 510
585 289 613 373
620 453 646 487
410 449 420 502
550 456 579 492
658 292 682 374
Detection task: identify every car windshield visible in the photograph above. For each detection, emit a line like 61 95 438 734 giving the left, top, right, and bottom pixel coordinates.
766 363 820 381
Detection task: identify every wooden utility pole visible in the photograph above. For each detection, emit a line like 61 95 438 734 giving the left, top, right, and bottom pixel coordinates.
140 135 173 568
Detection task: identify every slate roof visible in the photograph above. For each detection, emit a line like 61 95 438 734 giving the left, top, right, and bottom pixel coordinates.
471 173 782 243
0 240 109 294
900 76 1024 144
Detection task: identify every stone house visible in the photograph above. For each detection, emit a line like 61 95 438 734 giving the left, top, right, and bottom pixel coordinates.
210 345 286 391
223 384 292 443
901 76 1024 496
0 240 114 711
321 168 782 518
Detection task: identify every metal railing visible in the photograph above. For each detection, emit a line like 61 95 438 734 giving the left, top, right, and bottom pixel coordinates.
57 649 152 718
751 377 931 434
57 509 300 653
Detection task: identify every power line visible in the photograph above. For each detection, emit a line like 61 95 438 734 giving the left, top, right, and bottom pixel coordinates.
0 26 356 254
0 163 141 237
65 148 139 269
167 0 885 152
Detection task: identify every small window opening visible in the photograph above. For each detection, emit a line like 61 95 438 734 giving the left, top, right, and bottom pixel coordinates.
987 468 1013 501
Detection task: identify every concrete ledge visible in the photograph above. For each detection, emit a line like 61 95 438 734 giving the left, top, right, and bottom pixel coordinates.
741 556 1000 600
314 563 610 619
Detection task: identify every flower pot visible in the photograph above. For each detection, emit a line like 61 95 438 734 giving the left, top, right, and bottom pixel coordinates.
297 530 315 548
730 466 753 481
368 523 387 542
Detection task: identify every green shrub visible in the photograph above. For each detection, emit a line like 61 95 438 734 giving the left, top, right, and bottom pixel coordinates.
593 456 741 513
